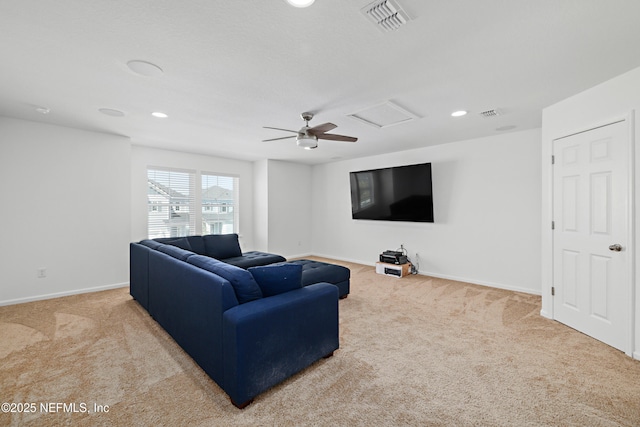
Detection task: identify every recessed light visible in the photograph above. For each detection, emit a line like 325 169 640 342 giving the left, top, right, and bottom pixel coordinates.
151 112 168 118
451 110 467 117
99 108 125 117
127 60 163 77
286 0 315 7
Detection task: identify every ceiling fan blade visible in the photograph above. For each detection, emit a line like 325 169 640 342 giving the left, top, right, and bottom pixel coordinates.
316 134 358 142
263 126 298 133
308 122 337 134
262 135 296 142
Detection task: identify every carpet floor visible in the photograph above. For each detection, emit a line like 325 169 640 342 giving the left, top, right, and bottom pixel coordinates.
1 258 639 426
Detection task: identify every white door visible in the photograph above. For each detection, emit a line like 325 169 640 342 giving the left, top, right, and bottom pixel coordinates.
552 119 631 353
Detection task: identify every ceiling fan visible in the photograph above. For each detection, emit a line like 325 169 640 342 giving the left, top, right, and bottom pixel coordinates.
263 112 358 150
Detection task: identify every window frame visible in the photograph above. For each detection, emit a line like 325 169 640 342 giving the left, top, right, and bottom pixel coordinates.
146 167 240 238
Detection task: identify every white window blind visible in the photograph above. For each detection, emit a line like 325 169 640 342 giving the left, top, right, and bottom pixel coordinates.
147 167 196 238
201 173 238 234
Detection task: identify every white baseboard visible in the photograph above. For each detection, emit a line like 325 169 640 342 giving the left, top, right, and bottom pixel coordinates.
633 351 640 360
0 282 129 307
284 252 313 260
410 270 541 296
311 253 376 266
311 253 541 296
539 309 552 319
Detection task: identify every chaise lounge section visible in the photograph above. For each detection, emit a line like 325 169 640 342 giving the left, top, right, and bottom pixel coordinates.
288 259 350 299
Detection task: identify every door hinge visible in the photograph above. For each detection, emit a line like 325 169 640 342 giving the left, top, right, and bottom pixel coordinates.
551 286 555 296
551 155 555 165
551 221 555 230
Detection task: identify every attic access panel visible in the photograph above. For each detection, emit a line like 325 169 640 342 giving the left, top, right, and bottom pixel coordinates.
347 101 419 129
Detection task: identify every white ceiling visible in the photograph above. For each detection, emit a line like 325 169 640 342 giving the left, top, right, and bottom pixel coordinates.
2 0 640 165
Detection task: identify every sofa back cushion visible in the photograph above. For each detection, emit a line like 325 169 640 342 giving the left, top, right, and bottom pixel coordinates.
203 234 242 260
156 244 195 261
139 239 164 250
153 236 192 250
188 255 262 304
248 263 303 297
152 236 206 255
185 236 206 255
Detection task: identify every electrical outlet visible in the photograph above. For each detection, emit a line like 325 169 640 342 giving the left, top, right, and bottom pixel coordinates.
37 268 46 278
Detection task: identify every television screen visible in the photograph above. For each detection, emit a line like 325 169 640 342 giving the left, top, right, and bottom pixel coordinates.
350 162 434 222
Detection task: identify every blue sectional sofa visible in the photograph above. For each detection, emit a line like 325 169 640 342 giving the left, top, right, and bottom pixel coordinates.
129 237 339 408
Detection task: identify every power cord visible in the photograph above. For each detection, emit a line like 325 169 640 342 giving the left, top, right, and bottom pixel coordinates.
397 244 419 274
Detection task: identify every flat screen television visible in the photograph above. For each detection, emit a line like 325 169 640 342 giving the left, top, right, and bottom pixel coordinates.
350 162 434 222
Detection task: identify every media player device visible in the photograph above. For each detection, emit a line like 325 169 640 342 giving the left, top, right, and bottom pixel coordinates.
379 250 408 265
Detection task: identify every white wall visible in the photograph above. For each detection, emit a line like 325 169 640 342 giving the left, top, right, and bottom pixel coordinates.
540 65 640 358
253 159 269 251
252 159 312 258
311 129 542 294
130 146 256 249
0 117 131 305
266 160 312 258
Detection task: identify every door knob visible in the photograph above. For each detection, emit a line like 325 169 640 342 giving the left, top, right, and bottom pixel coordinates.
609 244 622 252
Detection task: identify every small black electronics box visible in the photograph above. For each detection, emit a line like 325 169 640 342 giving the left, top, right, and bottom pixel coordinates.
379 250 408 265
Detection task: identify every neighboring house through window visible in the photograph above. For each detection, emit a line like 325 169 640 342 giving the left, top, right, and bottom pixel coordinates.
147 167 196 239
201 173 238 235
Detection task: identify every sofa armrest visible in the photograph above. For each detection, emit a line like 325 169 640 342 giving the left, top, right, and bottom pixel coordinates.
149 251 239 387
222 283 339 407
129 243 151 310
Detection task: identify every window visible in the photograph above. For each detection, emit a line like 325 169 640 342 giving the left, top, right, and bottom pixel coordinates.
147 167 196 238
201 173 238 235
147 168 239 238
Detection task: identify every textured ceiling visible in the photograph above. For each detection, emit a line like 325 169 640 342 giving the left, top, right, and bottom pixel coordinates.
2 0 640 164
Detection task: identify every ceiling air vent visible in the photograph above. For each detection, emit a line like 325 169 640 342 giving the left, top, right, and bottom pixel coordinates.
479 109 501 118
361 0 410 32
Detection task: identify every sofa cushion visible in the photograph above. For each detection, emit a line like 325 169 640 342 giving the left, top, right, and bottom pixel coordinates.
188 255 262 304
288 259 351 286
164 237 193 251
156 244 195 261
139 239 164 250
223 251 287 269
248 263 303 297
185 236 206 255
203 234 242 260
154 236 206 255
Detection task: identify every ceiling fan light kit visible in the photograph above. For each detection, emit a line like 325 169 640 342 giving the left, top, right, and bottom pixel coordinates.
297 134 318 149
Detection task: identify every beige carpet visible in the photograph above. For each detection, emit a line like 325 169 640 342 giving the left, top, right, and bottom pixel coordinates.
1 258 639 426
